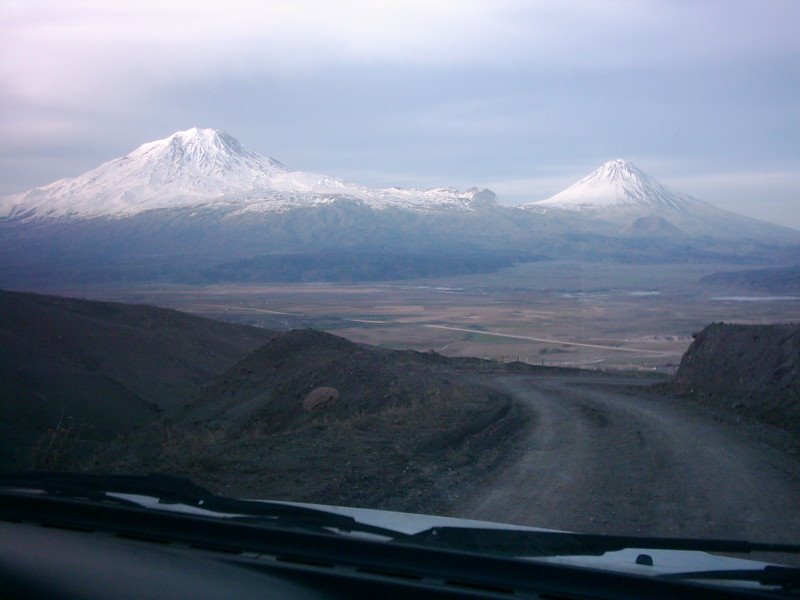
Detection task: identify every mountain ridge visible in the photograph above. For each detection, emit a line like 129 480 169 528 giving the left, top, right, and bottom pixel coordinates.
0 128 497 220
1 130 798 287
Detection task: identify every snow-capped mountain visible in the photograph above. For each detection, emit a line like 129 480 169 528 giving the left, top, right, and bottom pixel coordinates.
520 158 800 241
0 128 496 220
525 159 703 213
1 134 797 288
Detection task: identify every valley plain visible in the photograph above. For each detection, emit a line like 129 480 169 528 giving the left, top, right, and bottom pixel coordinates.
39 260 800 373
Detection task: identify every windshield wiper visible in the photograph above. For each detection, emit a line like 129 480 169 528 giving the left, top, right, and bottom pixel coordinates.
660 566 800 593
5 473 800 569
0 472 407 540
409 526 800 559
8 475 790 600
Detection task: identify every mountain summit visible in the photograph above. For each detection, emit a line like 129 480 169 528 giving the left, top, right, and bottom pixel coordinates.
523 159 799 241
527 159 698 212
130 127 287 178
0 129 495 220
1 128 290 219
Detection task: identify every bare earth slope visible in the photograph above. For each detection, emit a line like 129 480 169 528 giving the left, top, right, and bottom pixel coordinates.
0 289 276 468
675 322 800 433
96 330 529 511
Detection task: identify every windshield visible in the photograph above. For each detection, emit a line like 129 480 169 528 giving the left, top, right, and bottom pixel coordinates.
1 0 799 590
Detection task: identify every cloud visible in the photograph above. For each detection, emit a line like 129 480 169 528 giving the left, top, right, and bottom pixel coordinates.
3 0 798 108
1 0 798 230
1 1 510 106
665 169 800 226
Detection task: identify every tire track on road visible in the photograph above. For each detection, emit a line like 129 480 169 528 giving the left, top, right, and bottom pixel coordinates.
459 374 800 544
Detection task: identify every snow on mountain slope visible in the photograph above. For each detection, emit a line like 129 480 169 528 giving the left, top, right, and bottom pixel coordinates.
0 128 496 220
1 129 288 219
522 159 800 241
525 159 704 213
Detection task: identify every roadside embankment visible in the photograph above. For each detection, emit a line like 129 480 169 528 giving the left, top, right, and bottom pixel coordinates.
674 322 799 433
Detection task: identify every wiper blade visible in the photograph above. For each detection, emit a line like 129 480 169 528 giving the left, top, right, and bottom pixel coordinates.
7 473 799 569
0 472 406 540
410 527 800 558
0 472 212 505
660 566 800 591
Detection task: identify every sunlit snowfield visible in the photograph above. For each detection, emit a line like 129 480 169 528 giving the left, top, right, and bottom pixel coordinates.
49 260 800 373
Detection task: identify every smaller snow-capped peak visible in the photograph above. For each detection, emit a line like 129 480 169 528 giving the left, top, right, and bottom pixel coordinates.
585 159 647 186
526 159 698 212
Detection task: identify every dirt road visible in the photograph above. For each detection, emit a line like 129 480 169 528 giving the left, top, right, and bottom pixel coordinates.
458 374 800 545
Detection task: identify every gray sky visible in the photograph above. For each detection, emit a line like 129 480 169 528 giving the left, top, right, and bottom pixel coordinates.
2 0 799 226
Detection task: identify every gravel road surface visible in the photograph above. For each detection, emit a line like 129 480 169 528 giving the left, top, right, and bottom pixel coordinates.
458 374 800 545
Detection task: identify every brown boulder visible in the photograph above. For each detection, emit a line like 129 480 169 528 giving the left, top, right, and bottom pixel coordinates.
302 387 339 412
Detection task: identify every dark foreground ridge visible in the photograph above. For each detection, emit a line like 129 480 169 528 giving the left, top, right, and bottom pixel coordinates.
0 289 276 469
96 327 530 510
675 322 800 433
1 290 533 511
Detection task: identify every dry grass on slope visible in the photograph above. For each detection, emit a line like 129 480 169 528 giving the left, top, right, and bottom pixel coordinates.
93 330 528 514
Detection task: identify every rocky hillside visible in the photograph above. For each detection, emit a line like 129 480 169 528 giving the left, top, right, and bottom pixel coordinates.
2 289 533 512
0 289 276 469
675 322 800 433
100 329 528 511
